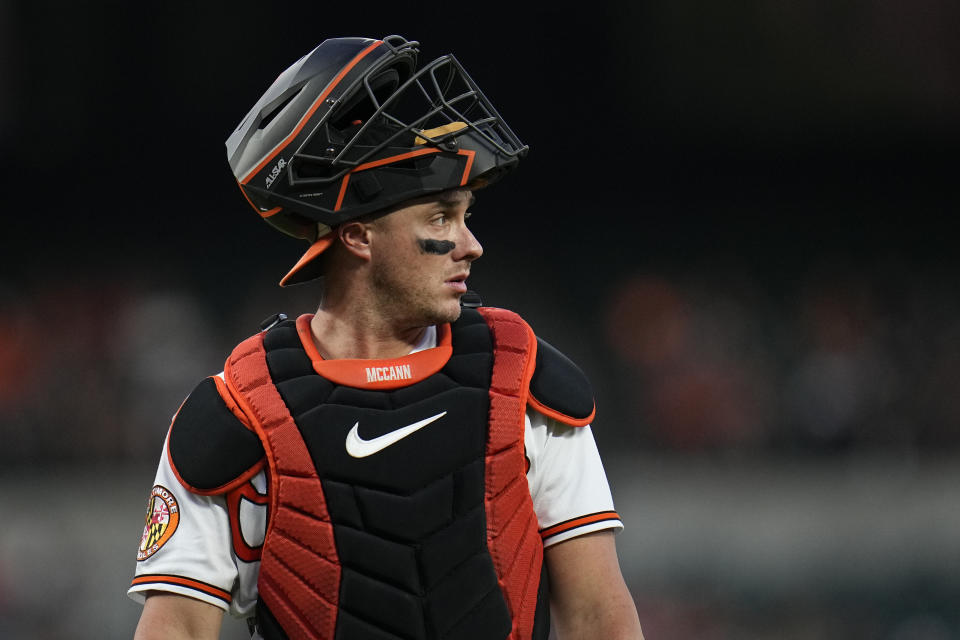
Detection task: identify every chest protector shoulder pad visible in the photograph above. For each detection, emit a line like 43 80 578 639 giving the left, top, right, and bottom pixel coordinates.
166 375 265 494
528 336 596 426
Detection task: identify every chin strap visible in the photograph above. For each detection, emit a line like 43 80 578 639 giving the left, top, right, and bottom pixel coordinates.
460 289 483 308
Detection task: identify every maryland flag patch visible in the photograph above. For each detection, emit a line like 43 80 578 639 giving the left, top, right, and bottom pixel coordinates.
137 485 180 561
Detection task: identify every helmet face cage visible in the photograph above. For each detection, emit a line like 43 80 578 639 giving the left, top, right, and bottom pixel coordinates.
233 36 528 236
288 53 525 186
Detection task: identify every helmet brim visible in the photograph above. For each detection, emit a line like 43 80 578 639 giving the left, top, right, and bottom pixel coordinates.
279 232 337 286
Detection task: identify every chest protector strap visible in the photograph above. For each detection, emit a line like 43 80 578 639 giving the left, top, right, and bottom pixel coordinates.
224 307 542 640
225 333 341 640
476 307 543 640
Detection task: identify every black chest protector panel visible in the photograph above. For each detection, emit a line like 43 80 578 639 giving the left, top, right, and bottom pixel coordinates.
253 310 542 640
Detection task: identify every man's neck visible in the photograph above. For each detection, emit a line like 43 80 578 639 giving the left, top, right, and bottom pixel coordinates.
311 252 441 360
309 307 430 360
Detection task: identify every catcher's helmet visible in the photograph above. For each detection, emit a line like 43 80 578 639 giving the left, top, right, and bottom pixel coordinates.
225 35 528 285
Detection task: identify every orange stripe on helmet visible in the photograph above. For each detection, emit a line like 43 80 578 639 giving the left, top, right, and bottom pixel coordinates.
240 39 384 186
260 206 283 218
333 148 475 212
334 148 441 211
237 181 283 217
459 149 475 185
354 147 443 172
334 174 352 212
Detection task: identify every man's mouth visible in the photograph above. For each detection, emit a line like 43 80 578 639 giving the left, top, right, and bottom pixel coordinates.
446 273 469 292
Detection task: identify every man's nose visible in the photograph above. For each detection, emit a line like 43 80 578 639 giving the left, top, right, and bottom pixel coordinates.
456 226 483 261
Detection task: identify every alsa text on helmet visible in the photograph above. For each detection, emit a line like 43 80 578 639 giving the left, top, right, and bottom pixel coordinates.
265 158 287 188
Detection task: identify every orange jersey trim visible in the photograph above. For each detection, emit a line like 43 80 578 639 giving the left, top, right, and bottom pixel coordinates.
240 39 384 185
227 482 269 563
294 314 453 389
130 574 232 604
539 511 622 540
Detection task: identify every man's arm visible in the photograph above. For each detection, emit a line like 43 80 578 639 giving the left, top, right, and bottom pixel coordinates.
133 592 224 640
545 530 644 640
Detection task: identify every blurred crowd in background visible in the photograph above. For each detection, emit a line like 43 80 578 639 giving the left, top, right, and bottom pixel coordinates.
603 256 960 453
2 253 959 467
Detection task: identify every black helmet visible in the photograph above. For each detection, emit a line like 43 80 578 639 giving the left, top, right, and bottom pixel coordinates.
225 35 527 285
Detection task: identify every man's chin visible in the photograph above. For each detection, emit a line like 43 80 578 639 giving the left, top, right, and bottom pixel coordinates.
427 298 463 326
437 302 463 324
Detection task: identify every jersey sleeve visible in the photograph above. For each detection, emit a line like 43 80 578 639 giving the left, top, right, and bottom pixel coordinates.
127 430 265 617
524 408 624 547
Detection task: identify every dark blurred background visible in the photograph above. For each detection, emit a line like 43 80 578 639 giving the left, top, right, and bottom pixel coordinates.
1 1 958 638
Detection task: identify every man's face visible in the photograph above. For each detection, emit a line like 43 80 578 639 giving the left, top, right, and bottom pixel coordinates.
367 188 483 327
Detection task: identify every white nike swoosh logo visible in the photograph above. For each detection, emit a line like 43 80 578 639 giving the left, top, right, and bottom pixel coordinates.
345 411 448 458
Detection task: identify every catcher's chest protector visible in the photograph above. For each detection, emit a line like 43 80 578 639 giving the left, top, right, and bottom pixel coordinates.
224 308 549 640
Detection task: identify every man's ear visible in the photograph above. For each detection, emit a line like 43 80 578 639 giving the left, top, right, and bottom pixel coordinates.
338 221 372 260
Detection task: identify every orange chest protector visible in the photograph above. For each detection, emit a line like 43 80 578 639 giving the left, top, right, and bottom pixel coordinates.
225 307 548 640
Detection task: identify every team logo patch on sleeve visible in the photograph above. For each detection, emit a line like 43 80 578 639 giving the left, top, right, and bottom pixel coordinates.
137 485 181 561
